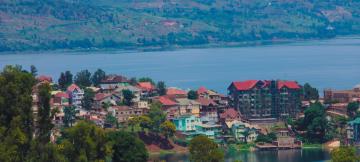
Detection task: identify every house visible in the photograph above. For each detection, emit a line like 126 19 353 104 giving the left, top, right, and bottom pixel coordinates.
172 115 201 132
326 103 348 118
195 123 222 140
93 93 121 110
347 117 360 145
175 98 201 117
197 97 218 123
36 75 53 83
109 106 146 123
100 75 130 92
53 92 70 106
156 96 179 119
67 84 84 109
219 108 240 123
166 88 187 98
114 85 141 103
324 84 360 103
231 121 260 143
197 86 222 102
228 80 301 121
137 82 155 98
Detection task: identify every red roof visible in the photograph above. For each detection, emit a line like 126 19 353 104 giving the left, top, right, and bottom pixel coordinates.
278 81 300 89
67 84 80 92
197 86 208 94
197 98 217 106
138 82 154 91
37 75 53 83
231 80 259 90
55 92 69 99
94 93 111 101
158 96 177 106
166 88 187 96
220 108 240 119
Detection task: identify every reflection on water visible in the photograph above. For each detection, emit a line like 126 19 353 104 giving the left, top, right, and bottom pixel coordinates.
151 149 331 162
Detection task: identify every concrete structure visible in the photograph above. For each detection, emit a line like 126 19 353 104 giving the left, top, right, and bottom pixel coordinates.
67 84 84 109
324 84 360 103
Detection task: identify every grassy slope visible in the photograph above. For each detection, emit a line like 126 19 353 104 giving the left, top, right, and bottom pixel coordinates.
0 0 359 51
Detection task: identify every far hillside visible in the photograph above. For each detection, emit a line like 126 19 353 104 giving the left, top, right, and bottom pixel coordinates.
0 0 359 51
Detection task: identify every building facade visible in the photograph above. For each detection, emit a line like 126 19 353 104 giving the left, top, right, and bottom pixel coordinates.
228 80 301 120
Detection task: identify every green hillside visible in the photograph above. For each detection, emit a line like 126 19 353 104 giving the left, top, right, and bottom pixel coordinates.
0 0 359 52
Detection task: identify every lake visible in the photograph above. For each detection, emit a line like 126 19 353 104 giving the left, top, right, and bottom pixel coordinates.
1 37 360 94
151 149 331 162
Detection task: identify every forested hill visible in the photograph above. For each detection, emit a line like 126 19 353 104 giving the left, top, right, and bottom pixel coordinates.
1 0 360 52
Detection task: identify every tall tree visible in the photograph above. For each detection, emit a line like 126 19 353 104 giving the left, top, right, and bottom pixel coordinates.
91 68 106 87
58 71 73 90
63 106 76 127
0 65 36 161
148 102 166 133
30 65 38 77
156 81 166 96
81 88 95 110
188 90 199 100
109 131 148 162
60 121 110 162
160 120 176 139
138 77 155 85
122 89 135 106
189 135 224 162
74 69 92 88
36 83 55 143
302 83 319 101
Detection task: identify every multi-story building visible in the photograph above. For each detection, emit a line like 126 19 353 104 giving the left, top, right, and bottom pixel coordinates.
347 117 360 145
228 80 301 121
67 84 84 109
324 84 360 103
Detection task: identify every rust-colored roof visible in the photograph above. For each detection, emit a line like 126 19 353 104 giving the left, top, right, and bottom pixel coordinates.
197 86 208 94
197 98 217 106
36 75 53 82
220 108 239 119
231 80 259 90
138 82 155 91
54 92 69 99
158 96 177 106
67 84 80 92
94 93 111 101
166 88 187 95
278 81 300 89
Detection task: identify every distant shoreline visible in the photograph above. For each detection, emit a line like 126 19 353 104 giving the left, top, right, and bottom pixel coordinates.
1 35 359 55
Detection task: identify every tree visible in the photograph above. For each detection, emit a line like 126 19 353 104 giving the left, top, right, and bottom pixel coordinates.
58 71 73 90
331 146 359 162
0 65 36 161
189 135 224 162
63 106 76 127
255 132 277 143
160 121 176 139
157 81 166 96
188 90 199 100
109 131 148 162
302 83 319 101
122 89 135 106
30 65 38 77
60 121 110 162
148 102 166 133
105 113 118 128
296 102 329 143
128 116 140 132
138 77 155 85
36 83 55 143
129 77 138 86
347 102 359 119
139 115 152 131
81 88 95 110
74 70 92 88
91 68 106 87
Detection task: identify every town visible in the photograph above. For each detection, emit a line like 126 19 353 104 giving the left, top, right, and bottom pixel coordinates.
34 68 360 150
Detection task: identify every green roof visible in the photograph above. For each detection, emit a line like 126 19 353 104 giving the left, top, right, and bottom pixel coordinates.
349 117 360 125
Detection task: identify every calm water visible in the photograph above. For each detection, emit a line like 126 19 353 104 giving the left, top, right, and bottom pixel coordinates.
151 149 331 162
1 37 360 94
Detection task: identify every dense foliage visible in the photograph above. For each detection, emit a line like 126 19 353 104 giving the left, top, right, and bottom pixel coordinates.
331 147 360 162
189 135 224 162
2 0 360 51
